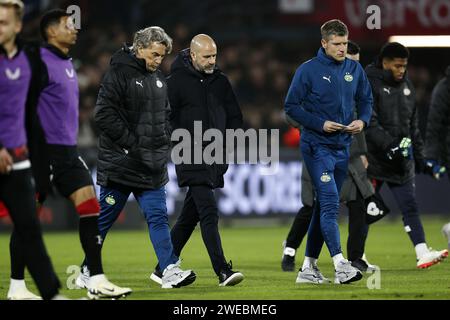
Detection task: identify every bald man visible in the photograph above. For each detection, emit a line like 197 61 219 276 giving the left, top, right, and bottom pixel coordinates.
150 34 244 286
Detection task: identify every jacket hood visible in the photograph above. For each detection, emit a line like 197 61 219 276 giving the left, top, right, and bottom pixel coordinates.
110 44 147 71
170 48 220 77
365 62 406 86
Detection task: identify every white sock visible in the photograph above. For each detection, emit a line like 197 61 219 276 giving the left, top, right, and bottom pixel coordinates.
332 253 345 269
415 243 429 259
283 247 296 257
9 278 26 291
301 256 317 270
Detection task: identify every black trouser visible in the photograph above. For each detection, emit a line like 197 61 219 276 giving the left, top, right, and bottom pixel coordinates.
346 191 369 261
170 185 227 275
285 205 313 250
285 190 368 261
0 169 60 299
375 179 425 246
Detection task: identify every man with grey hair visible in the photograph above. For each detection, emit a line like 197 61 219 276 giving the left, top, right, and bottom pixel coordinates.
76 26 196 289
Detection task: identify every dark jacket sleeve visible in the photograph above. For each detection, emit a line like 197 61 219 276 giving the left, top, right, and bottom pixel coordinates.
365 78 396 151
94 66 137 149
165 99 172 139
224 78 243 130
167 75 180 130
425 79 450 161
285 66 326 133
351 131 368 157
408 84 425 164
355 64 373 127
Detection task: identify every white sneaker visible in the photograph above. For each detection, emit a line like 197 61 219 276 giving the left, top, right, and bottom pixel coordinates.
51 294 71 300
87 274 132 299
417 249 449 269
296 266 330 284
75 265 90 289
161 260 196 289
334 259 363 284
362 253 378 272
7 279 42 300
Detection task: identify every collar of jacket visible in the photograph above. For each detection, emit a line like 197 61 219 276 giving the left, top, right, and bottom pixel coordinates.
373 61 407 86
121 44 148 71
316 47 344 66
43 43 71 60
0 37 25 58
175 48 220 80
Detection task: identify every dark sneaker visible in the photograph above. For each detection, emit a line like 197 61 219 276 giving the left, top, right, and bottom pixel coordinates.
351 258 369 272
281 254 295 272
281 241 296 272
218 261 244 287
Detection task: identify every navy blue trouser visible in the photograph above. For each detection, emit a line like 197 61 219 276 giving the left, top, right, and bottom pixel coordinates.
88 185 178 271
301 140 349 259
374 179 425 246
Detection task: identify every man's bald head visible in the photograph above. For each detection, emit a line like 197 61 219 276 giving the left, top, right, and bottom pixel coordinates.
190 34 217 74
190 34 216 53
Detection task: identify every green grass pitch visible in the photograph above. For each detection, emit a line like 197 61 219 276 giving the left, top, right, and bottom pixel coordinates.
1 217 449 300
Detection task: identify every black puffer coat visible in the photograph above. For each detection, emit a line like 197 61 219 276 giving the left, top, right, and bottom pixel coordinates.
425 66 450 167
94 45 171 189
168 49 243 188
365 63 425 184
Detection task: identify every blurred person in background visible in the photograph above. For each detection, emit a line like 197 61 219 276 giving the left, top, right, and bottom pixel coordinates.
6 8 132 299
285 20 373 285
282 40 380 274
79 26 196 290
424 65 450 249
365 42 448 268
0 0 64 300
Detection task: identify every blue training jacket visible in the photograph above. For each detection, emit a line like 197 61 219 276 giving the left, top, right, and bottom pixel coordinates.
284 47 373 147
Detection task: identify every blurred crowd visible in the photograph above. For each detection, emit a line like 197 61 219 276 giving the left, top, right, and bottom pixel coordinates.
19 0 447 150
